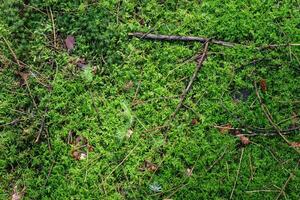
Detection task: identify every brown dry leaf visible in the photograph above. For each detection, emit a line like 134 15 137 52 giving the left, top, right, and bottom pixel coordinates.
18 72 29 87
75 58 87 69
67 131 76 144
11 186 25 200
92 66 97 74
260 79 267 92
144 160 158 172
123 80 134 91
87 144 94 152
191 119 198 126
71 150 81 160
139 18 145 26
126 129 133 139
217 124 232 134
186 168 193 177
65 35 75 51
238 135 250 145
289 142 300 148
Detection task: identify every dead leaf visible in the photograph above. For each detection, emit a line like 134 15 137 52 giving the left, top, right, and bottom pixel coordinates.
92 66 97 74
123 80 134 91
87 144 94 152
75 58 87 69
65 35 75 51
72 150 81 160
17 72 29 87
217 124 232 134
191 119 198 126
139 18 145 26
11 186 25 200
289 142 300 148
237 134 250 145
260 79 267 92
126 129 133 139
186 168 193 177
144 160 158 172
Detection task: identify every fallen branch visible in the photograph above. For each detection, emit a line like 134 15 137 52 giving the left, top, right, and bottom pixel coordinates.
254 81 300 154
49 8 57 49
129 32 300 49
35 109 47 143
214 125 300 137
1 36 24 69
129 32 236 47
170 41 209 119
230 148 244 199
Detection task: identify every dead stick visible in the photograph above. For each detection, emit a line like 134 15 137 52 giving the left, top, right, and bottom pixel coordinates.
254 82 300 154
35 109 47 143
230 148 244 199
1 37 23 69
129 32 300 49
206 146 229 172
129 32 235 47
214 126 300 137
170 41 209 119
49 8 56 49
275 159 300 200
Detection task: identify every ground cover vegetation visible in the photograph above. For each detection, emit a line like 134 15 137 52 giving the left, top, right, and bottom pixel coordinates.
0 0 299 199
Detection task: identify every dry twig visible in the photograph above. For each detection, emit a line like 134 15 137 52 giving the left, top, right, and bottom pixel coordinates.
254 81 300 154
129 32 236 47
170 41 209 119
214 125 300 137
276 159 300 200
49 8 57 48
129 32 300 49
230 148 244 199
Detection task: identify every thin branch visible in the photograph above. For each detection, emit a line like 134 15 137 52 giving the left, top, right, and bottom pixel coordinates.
35 109 47 143
129 32 235 47
101 143 139 185
129 32 300 49
49 8 57 48
206 146 230 172
214 125 300 137
254 81 300 154
170 41 209 119
230 148 244 199
245 189 279 193
0 119 20 127
276 159 300 200
1 37 23 69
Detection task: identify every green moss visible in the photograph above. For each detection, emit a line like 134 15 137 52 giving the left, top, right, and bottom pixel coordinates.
0 0 299 199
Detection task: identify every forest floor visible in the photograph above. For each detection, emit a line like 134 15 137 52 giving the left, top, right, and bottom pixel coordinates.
0 1 300 199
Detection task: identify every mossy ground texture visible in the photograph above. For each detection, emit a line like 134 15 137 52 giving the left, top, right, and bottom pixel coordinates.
0 1 300 199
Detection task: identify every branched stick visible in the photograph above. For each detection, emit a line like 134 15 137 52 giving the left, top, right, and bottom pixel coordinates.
129 32 300 49
129 32 235 47
170 41 209 119
254 82 300 154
